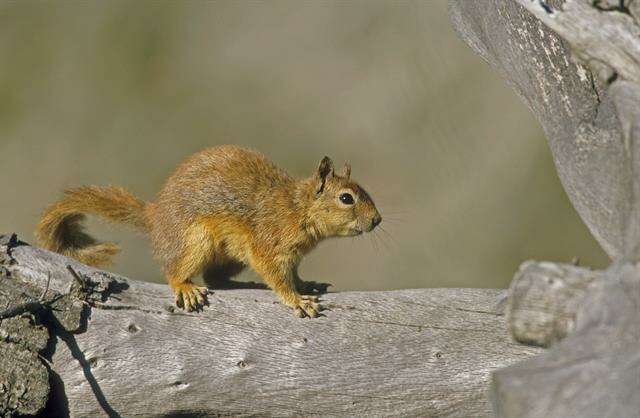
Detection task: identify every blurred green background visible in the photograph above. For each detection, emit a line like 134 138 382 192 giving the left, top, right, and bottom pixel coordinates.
0 0 608 290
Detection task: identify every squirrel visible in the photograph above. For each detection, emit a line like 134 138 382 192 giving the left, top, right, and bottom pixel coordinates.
36 145 381 317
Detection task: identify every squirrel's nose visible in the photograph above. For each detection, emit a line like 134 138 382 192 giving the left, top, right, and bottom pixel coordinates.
371 214 382 229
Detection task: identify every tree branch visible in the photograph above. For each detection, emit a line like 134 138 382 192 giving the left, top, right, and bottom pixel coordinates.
0 238 542 417
449 1 640 417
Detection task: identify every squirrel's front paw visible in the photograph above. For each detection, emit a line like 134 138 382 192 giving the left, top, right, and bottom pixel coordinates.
173 282 209 312
291 295 323 318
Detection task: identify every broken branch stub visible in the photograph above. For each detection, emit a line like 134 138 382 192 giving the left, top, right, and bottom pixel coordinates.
506 261 599 347
494 261 640 418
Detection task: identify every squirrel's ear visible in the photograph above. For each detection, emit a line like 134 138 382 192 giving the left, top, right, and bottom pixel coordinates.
315 156 334 194
341 162 351 179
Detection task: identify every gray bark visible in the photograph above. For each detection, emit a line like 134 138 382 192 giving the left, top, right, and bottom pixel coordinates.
494 260 640 418
518 0 640 84
449 0 625 260
0 237 542 417
449 1 640 417
0 235 51 418
506 261 600 347
500 259 640 417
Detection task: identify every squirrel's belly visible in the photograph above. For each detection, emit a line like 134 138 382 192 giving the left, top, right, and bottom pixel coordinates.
196 215 253 263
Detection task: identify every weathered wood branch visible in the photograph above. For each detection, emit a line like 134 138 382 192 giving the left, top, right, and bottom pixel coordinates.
517 0 640 83
0 237 542 417
449 1 640 417
449 0 626 259
494 260 640 418
506 261 600 347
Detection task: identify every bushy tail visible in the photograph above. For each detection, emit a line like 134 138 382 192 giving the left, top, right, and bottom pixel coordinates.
36 185 149 267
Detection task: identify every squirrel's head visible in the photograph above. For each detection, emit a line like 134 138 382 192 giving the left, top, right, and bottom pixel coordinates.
304 156 381 238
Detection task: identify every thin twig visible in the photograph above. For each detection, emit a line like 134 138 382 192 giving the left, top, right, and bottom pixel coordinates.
66 265 87 290
39 272 52 301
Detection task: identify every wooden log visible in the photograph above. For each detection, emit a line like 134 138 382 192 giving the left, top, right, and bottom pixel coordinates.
449 1 640 417
448 0 627 260
494 260 640 418
516 0 640 83
0 235 51 417
506 261 600 347
0 238 542 417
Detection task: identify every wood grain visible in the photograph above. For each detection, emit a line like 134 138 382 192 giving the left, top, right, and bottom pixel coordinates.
449 1 640 417
2 241 541 417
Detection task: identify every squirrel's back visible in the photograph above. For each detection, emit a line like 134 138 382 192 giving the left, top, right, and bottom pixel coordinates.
157 145 294 217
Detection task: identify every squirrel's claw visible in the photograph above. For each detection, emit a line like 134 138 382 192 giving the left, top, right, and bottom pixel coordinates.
174 283 209 312
293 296 323 318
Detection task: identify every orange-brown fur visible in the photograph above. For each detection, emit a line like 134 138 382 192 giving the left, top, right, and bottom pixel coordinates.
36 185 148 267
36 145 381 317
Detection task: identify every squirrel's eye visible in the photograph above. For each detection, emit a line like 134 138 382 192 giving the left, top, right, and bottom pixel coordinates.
339 193 355 205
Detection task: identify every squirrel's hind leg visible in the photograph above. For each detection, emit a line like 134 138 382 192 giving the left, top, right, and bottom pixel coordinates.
166 261 209 311
164 226 215 312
